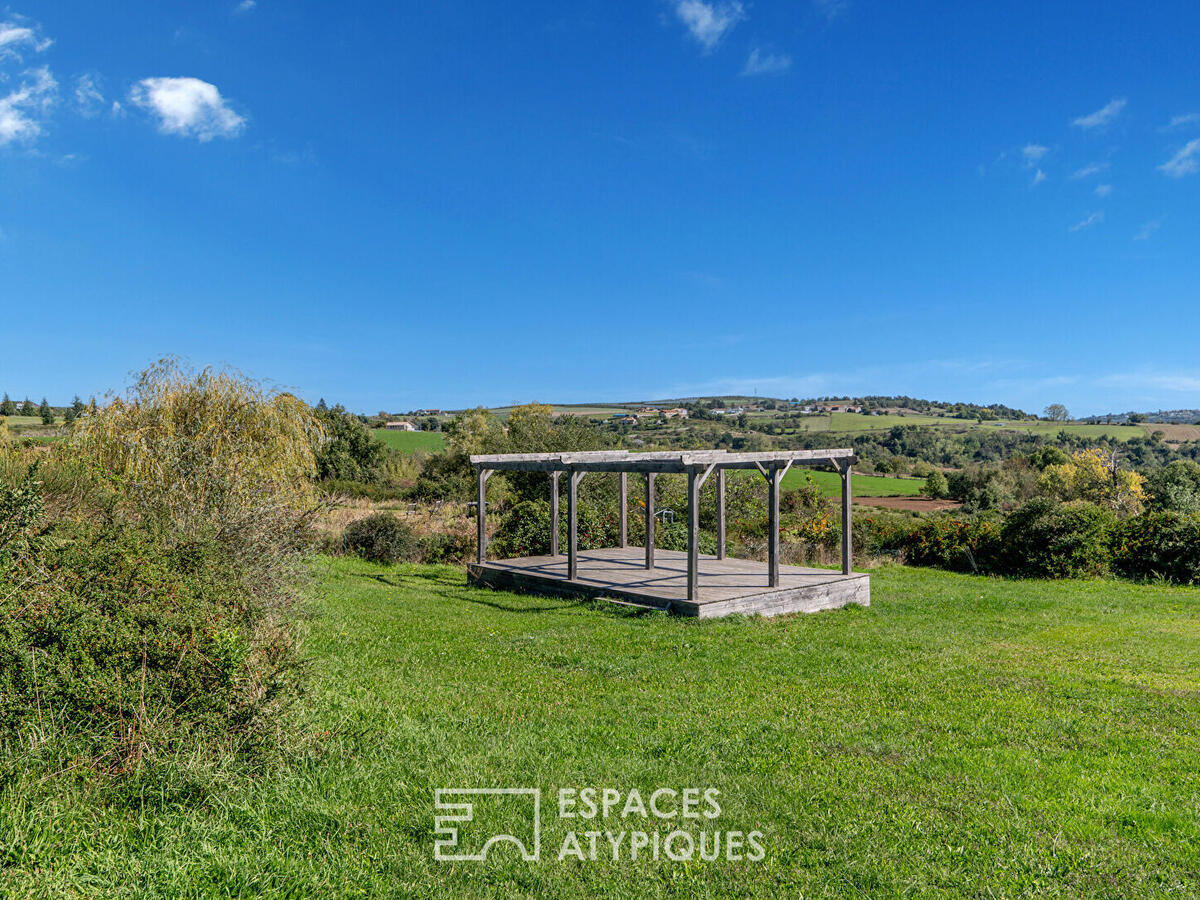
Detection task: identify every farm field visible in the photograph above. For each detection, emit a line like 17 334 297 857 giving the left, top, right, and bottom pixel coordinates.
371 428 446 453
783 412 1144 440
784 467 924 497
6 559 1198 898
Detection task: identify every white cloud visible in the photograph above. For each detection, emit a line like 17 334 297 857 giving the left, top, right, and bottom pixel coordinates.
1021 143 1048 165
1165 112 1200 130
742 48 791 76
1070 161 1108 179
0 20 51 59
129 77 245 140
1072 97 1126 130
234 0 256 13
74 74 104 117
674 0 744 51
1158 138 1200 178
1032 168 1047 185
0 65 57 145
1133 218 1163 241
1069 210 1104 232
1094 183 1112 197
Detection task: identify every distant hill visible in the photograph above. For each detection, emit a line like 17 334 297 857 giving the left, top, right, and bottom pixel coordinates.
1086 410 1200 425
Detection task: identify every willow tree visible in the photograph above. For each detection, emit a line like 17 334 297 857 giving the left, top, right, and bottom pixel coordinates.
72 359 323 542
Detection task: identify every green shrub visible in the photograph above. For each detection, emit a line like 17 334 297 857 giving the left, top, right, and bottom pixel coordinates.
491 500 554 558
0 516 303 773
345 513 422 564
922 471 949 499
1114 511 1200 584
1145 460 1200 513
1000 498 1117 578
902 515 1001 573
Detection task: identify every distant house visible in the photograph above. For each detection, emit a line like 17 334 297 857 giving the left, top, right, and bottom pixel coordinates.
662 408 690 419
385 420 418 431
636 406 658 414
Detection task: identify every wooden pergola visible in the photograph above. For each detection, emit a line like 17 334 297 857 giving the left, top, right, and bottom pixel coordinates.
470 449 857 604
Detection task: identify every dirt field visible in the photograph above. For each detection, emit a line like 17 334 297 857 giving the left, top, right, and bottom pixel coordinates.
854 496 961 512
1139 422 1200 443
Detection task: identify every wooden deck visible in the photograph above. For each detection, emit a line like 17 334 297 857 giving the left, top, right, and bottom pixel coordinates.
467 548 869 618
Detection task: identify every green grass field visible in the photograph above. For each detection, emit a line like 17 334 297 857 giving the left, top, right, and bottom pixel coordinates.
6 559 1198 897
1 414 59 427
784 467 924 497
371 428 446 453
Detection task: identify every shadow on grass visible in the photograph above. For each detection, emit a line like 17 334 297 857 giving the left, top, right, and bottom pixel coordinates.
347 570 588 614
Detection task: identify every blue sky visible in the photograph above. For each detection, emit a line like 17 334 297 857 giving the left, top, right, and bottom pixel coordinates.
1 1 1198 416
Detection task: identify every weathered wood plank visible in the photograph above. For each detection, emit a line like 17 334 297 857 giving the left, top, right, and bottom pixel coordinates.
550 470 560 557
716 468 726 560
466 547 869 619
645 472 656 571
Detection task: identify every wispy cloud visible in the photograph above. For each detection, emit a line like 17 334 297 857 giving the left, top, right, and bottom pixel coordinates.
1072 97 1126 130
129 77 246 140
741 48 791 76
1158 138 1200 177
1021 143 1048 165
1164 112 1200 131
813 0 851 20
1032 168 1047 186
1094 183 1112 197
1069 210 1104 232
1096 371 1200 394
1133 218 1163 241
673 0 744 51
233 0 256 13
0 19 52 58
73 74 104 117
1070 161 1108 179
0 65 57 146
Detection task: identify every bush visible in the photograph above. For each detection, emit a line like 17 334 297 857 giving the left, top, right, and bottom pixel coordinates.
1114 511 1200 584
1145 460 1200 513
1000 498 1117 578
922 471 949 499
0 489 303 773
0 361 320 776
902 515 1001 573
345 513 422 564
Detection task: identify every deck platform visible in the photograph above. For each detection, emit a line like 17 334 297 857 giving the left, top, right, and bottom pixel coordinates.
468 547 869 618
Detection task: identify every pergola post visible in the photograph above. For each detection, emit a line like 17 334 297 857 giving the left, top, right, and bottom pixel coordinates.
568 469 583 580
716 468 726 560
619 472 628 549
644 472 656 570
840 462 853 575
549 471 561 557
687 468 700 603
768 466 782 587
475 468 492 564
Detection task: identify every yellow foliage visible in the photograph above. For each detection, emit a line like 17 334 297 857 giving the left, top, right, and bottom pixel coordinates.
71 359 323 532
1038 448 1145 515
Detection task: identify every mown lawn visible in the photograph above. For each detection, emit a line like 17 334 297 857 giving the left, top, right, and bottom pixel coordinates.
371 428 446 453
4 560 1199 897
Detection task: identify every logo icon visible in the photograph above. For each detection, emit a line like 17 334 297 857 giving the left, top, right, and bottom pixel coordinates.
434 788 541 861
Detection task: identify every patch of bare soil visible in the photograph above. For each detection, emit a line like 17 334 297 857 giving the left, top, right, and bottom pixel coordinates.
853 496 961 512
1140 423 1200 443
